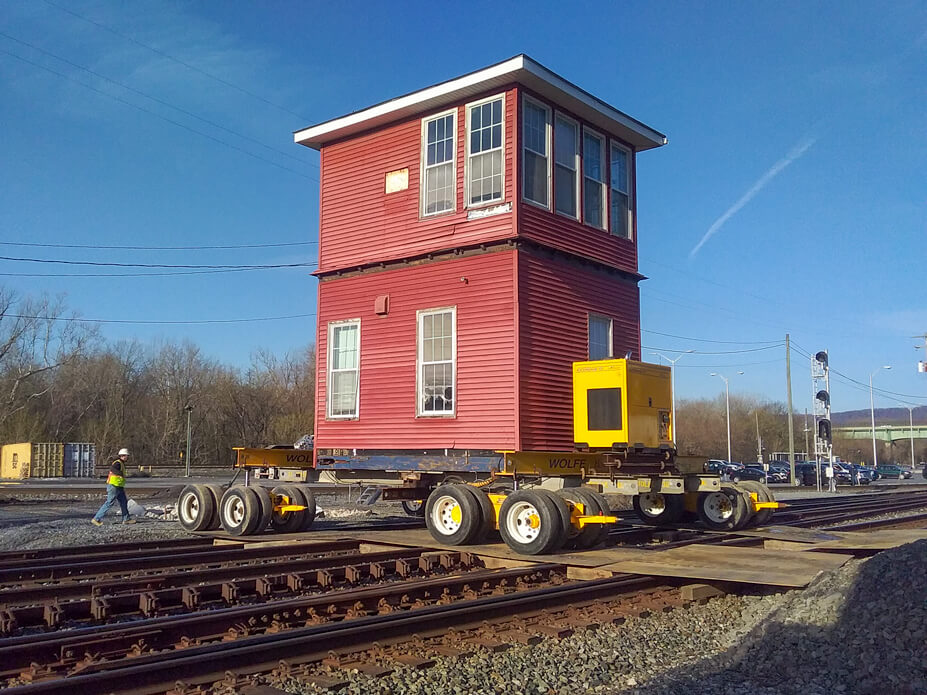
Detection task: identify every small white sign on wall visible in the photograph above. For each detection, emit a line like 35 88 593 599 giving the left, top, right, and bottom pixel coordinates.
385 168 409 193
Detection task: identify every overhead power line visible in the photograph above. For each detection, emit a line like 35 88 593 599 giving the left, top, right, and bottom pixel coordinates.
0 255 314 270
0 47 316 182
42 0 311 121
643 343 784 355
0 31 317 171
642 328 782 345
3 311 316 325
0 267 316 278
0 240 316 251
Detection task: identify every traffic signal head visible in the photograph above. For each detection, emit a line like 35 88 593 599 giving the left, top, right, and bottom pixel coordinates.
815 351 828 367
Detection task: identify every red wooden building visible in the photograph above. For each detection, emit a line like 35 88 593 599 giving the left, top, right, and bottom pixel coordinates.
295 55 666 471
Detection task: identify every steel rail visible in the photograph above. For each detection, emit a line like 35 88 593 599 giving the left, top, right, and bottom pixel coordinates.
0 538 215 565
1 573 657 695
0 561 560 675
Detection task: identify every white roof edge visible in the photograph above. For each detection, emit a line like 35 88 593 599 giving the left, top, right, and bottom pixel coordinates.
294 55 666 150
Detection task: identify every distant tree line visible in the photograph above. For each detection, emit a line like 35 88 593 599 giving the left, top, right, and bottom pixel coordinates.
0 288 314 470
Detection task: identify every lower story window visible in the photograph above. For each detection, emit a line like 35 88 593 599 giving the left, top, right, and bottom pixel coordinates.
418 307 456 415
328 320 360 418
588 315 613 360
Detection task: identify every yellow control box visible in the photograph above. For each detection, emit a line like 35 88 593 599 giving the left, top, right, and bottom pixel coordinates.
572 359 673 449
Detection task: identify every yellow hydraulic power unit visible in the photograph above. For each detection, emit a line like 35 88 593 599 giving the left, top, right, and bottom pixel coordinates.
572 359 673 449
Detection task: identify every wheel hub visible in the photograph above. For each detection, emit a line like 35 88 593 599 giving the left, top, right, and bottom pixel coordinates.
431 495 462 535
507 502 542 543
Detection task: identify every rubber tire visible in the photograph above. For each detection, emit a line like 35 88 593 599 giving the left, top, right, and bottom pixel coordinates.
219 485 262 536
401 500 426 517
632 492 685 526
201 484 225 530
252 485 274 534
738 481 775 526
534 489 571 553
296 487 317 530
498 489 566 556
177 484 216 532
696 488 748 532
459 485 495 543
583 488 614 545
269 485 307 533
424 484 483 546
556 487 607 549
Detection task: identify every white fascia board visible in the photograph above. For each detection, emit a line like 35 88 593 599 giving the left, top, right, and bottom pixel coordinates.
294 55 666 151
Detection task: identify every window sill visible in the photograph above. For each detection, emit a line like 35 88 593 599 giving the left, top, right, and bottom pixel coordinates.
521 196 550 212
420 207 457 221
466 197 505 211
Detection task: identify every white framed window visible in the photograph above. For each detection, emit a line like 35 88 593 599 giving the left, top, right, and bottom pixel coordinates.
588 315 613 360
417 307 456 416
583 129 606 229
610 142 632 239
554 114 579 218
421 110 456 216
466 95 504 207
522 97 550 208
327 320 360 418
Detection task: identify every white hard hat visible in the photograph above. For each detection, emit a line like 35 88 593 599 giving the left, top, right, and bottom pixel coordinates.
118 448 130 456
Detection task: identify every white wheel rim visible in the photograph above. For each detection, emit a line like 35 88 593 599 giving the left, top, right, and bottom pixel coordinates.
405 500 424 512
224 496 245 526
430 495 462 536
639 493 666 517
702 492 733 523
505 501 542 545
179 493 199 523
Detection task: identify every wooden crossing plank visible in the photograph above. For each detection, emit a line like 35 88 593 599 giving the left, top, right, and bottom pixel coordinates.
595 544 851 587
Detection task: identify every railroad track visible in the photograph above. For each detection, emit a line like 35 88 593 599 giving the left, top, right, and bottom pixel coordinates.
0 490 924 694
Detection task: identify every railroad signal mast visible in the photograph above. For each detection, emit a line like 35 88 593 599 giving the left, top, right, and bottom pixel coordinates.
811 351 833 491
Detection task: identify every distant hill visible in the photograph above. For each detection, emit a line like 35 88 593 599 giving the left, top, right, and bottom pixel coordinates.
832 406 927 427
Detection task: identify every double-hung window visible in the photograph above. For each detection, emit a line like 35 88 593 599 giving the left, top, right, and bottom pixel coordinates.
328 320 360 418
522 99 550 207
610 142 632 239
422 111 455 215
583 130 606 229
467 97 503 206
588 315 613 360
554 115 579 218
417 307 455 416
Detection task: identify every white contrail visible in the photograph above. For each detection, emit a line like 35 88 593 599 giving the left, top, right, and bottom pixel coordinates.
690 136 817 258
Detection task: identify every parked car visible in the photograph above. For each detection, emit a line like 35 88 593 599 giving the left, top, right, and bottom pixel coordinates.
898 466 914 479
876 464 908 479
831 462 853 485
728 463 766 483
746 463 785 483
794 462 820 486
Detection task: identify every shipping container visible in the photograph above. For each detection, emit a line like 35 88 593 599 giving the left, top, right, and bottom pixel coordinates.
30 443 64 478
63 442 96 478
1 443 32 479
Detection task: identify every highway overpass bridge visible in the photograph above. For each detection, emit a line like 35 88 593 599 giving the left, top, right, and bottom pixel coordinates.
834 425 927 442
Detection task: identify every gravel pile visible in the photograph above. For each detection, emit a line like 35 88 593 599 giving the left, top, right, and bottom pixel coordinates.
286 540 927 695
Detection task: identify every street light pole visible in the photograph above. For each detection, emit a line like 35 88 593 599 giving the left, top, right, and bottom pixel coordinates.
710 371 744 462
651 350 694 446
868 366 891 468
184 404 193 478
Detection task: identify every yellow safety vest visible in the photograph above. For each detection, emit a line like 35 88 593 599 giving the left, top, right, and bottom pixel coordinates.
107 460 126 487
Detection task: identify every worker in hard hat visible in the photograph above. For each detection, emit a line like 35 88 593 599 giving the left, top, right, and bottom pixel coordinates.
91 448 136 525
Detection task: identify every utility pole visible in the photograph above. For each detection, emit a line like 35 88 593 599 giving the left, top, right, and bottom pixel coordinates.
914 334 927 373
755 410 763 465
803 409 810 458
786 334 796 485
184 405 193 478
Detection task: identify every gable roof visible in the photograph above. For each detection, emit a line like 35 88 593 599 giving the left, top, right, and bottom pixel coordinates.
294 55 666 151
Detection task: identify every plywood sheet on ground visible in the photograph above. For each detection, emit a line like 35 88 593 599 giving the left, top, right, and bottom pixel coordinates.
730 526 847 544
596 545 850 587
801 529 927 552
348 528 658 567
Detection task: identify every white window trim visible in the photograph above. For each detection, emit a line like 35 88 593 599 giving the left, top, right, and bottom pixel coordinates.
521 96 551 210
588 314 614 360
327 319 361 420
609 140 634 241
420 108 457 218
582 127 607 231
416 306 457 417
553 111 580 221
464 93 506 210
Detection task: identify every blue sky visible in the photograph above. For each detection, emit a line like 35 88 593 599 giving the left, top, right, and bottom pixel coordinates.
1 0 924 413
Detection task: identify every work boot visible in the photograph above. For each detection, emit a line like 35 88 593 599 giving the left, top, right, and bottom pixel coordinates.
91 519 103 526
123 518 137 525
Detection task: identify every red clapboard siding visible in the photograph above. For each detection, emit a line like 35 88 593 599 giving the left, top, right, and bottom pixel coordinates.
315 250 517 451
318 88 518 273
516 248 641 451
514 86 639 275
